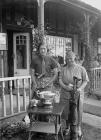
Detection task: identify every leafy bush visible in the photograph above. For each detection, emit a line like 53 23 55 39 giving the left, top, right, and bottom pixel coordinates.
32 27 47 52
0 121 29 138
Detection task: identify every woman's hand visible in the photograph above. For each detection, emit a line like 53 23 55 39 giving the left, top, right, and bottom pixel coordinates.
31 82 37 91
77 88 82 93
65 85 73 91
39 81 49 89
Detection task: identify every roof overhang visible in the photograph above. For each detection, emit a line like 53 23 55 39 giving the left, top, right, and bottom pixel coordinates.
65 0 101 15
45 0 101 16
0 0 101 16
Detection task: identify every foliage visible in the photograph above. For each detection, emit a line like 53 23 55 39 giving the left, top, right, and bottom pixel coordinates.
15 16 47 53
77 15 98 45
0 121 29 139
77 14 98 70
32 27 47 52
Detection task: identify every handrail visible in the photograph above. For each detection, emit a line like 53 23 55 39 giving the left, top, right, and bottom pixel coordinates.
91 66 101 70
0 75 31 81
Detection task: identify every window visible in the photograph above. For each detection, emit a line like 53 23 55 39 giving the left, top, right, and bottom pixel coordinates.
45 35 72 61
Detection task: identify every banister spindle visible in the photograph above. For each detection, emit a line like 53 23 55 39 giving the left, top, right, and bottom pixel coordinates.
23 79 26 111
94 69 95 89
10 80 13 115
17 79 20 113
2 81 6 117
29 77 32 100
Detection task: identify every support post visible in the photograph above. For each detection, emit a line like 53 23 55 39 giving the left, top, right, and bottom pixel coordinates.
0 6 4 78
37 0 45 31
84 13 92 70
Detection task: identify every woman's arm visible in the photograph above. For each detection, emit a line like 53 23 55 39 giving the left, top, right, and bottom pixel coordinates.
77 67 89 92
46 68 58 86
30 68 37 89
77 80 88 92
59 67 73 91
59 78 73 91
43 57 60 88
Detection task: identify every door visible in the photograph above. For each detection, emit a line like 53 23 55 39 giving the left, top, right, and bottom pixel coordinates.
13 33 30 87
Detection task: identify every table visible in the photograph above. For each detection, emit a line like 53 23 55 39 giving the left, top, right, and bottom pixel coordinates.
28 103 65 140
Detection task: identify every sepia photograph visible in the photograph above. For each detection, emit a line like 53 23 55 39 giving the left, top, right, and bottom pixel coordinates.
0 0 101 140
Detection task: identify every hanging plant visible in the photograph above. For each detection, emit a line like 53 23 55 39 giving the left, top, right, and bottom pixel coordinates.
15 16 47 53
31 27 47 52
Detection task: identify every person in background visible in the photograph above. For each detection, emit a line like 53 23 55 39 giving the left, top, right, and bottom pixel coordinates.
80 57 85 66
91 56 99 68
75 54 84 66
58 55 64 65
59 51 89 137
75 55 80 65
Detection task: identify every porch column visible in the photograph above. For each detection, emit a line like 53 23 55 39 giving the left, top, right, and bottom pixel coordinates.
84 13 98 70
0 7 4 78
37 0 45 31
84 12 92 70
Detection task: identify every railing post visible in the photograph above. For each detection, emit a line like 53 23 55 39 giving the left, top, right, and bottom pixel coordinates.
29 77 32 100
2 81 6 117
10 80 13 115
17 79 20 113
23 79 26 111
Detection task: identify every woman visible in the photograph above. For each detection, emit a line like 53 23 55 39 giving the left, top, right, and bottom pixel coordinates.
59 51 89 137
30 43 59 96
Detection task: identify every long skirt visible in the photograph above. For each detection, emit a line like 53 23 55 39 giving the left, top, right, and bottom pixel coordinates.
60 91 70 121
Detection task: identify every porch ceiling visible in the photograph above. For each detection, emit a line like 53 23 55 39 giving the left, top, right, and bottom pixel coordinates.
0 0 37 5
65 0 101 14
45 1 83 21
44 1 84 36
1 0 101 16
45 0 101 16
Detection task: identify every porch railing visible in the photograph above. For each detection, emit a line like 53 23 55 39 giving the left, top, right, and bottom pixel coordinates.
0 76 31 120
90 67 101 93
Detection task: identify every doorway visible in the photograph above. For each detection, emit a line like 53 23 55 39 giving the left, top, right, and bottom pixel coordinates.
13 33 30 77
7 31 30 77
